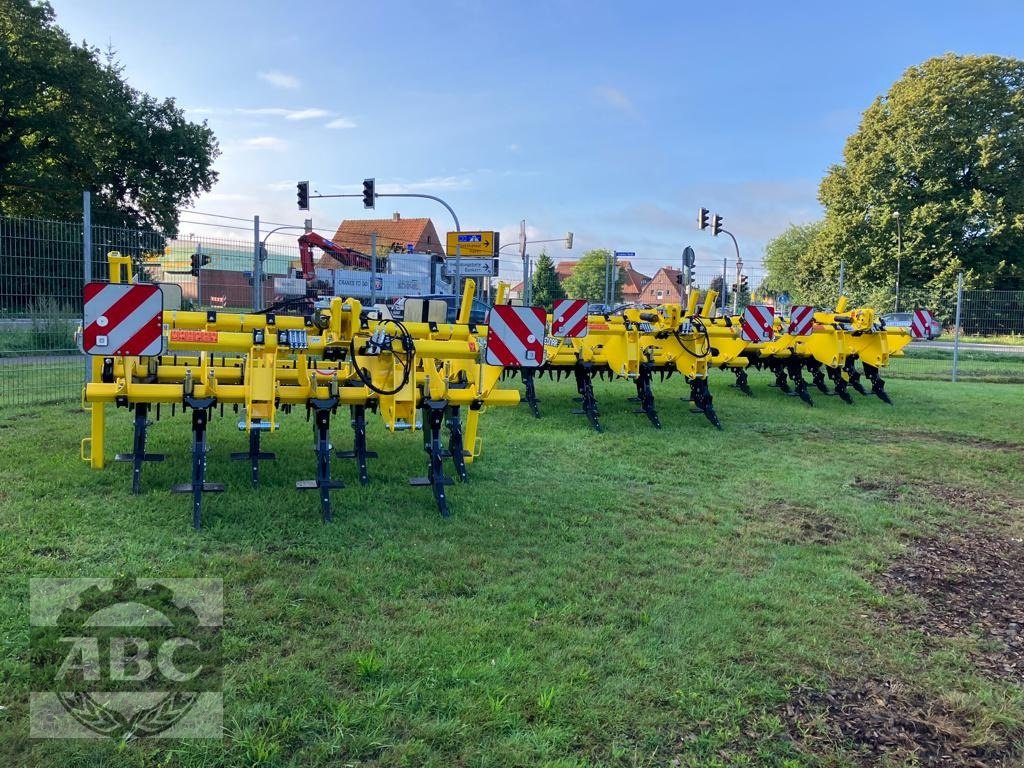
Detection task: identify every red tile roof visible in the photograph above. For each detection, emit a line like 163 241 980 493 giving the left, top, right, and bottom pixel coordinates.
331 216 443 254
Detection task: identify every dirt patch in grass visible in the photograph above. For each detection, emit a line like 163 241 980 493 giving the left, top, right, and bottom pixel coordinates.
880 530 1024 684
851 475 903 502
781 676 1021 767
741 501 846 546
30 546 70 560
874 429 1024 455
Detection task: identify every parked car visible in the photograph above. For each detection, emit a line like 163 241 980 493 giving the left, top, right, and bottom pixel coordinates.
392 294 491 325
880 311 940 340
587 303 613 316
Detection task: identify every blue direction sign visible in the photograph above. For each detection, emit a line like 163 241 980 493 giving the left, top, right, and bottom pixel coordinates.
458 234 483 243
614 251 635 259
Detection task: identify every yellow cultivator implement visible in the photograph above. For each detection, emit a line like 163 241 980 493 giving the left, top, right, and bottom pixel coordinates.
80 254 518 527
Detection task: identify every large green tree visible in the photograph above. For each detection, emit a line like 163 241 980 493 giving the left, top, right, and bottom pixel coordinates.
0 0 219 232
761 221 822 301
561 249 624 303
806 54 1024 313
530 251 565 307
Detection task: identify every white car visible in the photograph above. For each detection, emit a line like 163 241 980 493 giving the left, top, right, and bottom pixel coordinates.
880 311 940 340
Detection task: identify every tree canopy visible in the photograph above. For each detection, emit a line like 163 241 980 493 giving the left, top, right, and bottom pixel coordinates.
801 53 1024 310
761 222 822 300
530 251 565 307
561 249 623 303
0 0 219 232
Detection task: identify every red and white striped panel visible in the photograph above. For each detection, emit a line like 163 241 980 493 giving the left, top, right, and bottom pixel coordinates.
788 305 815 336
550 298 589 338
485 306 547 367
81 282 165 356
740 304 775 343
909 308 934 339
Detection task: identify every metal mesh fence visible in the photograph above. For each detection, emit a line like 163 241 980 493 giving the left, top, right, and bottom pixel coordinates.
1 209 1020 408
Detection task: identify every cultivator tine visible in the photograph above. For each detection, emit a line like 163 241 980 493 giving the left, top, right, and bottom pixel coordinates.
787 361 813 406
337 404 377 485
862 362 893 405
445 405 469 482
409 400 454 517
115 402 164 495
845 356 868 395
632 365 661 428
770 361 791 393
827 366 854 404
230 428 275 488
521 368 541 418
731 367 753 396
806 361 830 394
688 378 722 430
571 364 602 432
170 399 224 530
296 403 343 523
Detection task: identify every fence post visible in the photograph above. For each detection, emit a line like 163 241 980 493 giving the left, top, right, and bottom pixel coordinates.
721 257 728 314
83 191 92 384
370 231 377 307
952 271 963 383
252 215 261 311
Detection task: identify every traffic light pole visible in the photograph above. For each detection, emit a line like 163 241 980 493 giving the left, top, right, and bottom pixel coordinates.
310 190 463 293
719 228 740 315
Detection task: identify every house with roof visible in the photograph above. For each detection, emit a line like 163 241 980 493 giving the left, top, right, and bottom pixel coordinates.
638 266 691 304
511 258 651 302
332 213 445 258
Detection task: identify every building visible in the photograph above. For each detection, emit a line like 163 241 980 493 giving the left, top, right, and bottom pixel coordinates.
638 266 686 304
510 258 651 302
331 213 444 257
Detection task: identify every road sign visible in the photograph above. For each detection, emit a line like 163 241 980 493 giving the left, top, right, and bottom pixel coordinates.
740 304 775 343
446 230 498 257
614 251 635 260
777 292 791 306
910 308 934 339
788 305 815 336
442 258 496 278
682 246 696 268
81 282 165 356
485 306 546 367
551 298 589 338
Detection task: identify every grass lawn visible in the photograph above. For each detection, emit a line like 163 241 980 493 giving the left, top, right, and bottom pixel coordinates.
1 373 1023 766
887 345 1024 383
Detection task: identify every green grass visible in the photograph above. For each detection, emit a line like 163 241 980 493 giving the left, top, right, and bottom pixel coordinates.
1 375 1023 766
887 345 1024 383
936 332 1024 346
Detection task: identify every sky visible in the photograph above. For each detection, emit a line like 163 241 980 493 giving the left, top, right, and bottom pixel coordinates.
48 0 1024 277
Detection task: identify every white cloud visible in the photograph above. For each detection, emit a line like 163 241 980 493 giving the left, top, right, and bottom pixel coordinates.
594 85 635 114
239 136 288 151
259 71 301 90
325 117 357 129
239 107 330 121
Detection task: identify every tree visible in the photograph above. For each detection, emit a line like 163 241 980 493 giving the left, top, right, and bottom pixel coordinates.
561 249 624 303
530 251 565 307
708 275 729 313
761 222 822 301
807 54 1024 315
0 0 219 232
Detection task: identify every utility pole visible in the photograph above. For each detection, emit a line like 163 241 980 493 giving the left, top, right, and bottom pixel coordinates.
519 220 527 303
838 259 845 297
369 232 377 306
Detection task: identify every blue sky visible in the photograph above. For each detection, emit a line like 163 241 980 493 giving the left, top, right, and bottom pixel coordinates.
50 0 1024 276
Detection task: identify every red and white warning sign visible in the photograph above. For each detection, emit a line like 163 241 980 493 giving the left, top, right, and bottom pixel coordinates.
909 308 934 339
81 282 165 356
740 304 775 343
550 298 589 338
485 305 546 367
787 305 815 336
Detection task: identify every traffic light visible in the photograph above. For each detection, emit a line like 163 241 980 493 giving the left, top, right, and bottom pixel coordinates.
565 231 574 249
711 213 723 236
698 207 709 231
296 181 309 211
362 178 375 209
189 253 210 277
740 275 749 292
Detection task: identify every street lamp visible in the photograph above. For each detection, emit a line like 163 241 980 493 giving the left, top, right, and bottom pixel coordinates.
894 211 902 312
498 228 573 304
732 257 744 314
